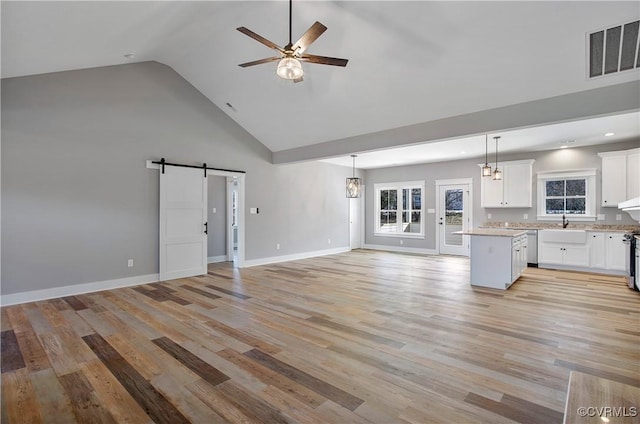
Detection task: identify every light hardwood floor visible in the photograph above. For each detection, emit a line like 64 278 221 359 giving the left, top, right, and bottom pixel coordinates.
2 250 639 423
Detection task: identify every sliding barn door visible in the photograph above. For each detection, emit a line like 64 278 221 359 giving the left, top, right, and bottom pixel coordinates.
159 166 207 281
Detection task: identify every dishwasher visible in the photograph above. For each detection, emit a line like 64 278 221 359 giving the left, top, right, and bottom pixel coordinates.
526 230 538 267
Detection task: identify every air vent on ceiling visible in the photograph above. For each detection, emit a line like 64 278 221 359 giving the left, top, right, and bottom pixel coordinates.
589 20 639 78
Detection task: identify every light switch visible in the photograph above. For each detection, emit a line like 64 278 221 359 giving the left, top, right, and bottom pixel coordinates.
250 208 257 214
597 214 605 221
427 208 435 214
616 214 622 221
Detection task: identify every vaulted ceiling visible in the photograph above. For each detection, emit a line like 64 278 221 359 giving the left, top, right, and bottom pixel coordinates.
2 1 639 166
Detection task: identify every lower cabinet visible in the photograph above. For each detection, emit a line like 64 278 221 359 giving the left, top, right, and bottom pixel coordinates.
539 244 590 267
605 233 626 271
540 231 626 274
470 233 527 290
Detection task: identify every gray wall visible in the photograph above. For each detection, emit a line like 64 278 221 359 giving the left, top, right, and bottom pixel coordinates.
1 61 351 295
364 140 640 250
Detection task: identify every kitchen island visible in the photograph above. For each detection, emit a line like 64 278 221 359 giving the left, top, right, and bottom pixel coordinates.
456 229 528 290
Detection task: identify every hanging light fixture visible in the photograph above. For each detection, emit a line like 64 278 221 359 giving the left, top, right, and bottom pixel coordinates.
346 155 362 198
482 134 492 177
493 136 503 181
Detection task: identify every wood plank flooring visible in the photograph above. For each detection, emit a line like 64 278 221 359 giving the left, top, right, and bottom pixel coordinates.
2 250 639 423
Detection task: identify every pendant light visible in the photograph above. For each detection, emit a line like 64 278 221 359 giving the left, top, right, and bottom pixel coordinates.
492 136 503 181
481 135 492 177
346 155 362 198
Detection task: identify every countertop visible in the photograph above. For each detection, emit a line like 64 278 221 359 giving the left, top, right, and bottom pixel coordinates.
481 222 640 233
454 229 527 237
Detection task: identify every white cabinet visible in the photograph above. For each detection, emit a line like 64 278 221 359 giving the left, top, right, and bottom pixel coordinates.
605 233 626 271
539 244 590 267
627 150 640 200
480 160 535 208
599 148 640 207
566 231 626 272
470 232 527 289
588 232 605 268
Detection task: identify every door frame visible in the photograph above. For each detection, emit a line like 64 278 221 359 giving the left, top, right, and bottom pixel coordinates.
349 186 365 250
147 160 246 268
435 178 473 256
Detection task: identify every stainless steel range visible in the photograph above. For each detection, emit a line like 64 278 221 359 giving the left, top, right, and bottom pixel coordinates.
623 231 640 291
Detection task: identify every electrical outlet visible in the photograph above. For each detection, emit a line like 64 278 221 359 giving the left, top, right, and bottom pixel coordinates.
399 240 404 245
523 214 528 220
276 243 280 250
487 213 492 219
616 214 622 221
597 214 605 221
250 208 257 214
127 259 134 267
212 207 216 213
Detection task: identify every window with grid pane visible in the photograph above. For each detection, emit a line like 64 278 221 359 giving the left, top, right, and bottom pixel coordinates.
375 182 424 237
537 170 596 221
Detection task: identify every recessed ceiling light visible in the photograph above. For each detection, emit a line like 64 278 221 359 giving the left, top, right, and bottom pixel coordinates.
460 151 466 154
604 132 615 137
560 145 568 149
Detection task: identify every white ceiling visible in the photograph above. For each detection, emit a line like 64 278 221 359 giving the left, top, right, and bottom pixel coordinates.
2 1 639 165
321 111 640 168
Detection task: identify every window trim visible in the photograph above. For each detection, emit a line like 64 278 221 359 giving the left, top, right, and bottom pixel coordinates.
374 181 425 238
536 169 596 221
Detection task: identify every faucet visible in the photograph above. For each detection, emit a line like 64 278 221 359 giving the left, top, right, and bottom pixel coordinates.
562 214 569 228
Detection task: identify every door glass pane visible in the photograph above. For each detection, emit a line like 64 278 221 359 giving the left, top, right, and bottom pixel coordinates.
444 189 463 246
402 189 409 210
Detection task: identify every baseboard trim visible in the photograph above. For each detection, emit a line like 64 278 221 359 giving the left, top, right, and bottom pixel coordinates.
243 247 351 268
363 244 438 255
538 263 626 276
0 273 160 307
207 255 228 264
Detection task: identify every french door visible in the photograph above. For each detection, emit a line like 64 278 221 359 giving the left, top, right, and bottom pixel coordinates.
159 166 208 281
437 181 472 256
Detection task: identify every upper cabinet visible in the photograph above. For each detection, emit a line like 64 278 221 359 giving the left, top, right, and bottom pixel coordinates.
598 148 640 207
480 160 535 208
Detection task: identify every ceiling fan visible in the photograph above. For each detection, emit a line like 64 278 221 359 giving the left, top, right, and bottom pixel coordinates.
237 0 348 83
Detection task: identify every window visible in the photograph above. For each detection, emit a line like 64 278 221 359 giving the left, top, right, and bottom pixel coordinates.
375 181 424 237
537 170 596 221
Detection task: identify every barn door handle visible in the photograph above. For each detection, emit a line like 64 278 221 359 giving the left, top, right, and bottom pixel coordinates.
204 222 208 235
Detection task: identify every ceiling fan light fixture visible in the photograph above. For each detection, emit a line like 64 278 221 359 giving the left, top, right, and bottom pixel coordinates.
276 57 303 80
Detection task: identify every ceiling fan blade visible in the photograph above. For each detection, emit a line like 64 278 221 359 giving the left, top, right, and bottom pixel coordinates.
292 21 327 54
238 57 280 68
300 54 348 67
236 27 284 53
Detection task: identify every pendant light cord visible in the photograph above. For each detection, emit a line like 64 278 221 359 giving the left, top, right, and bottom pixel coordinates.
289 0 293 46
494 136 499 167
485 135 488 164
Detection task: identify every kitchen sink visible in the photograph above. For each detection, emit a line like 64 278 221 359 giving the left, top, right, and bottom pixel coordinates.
539 229 587 244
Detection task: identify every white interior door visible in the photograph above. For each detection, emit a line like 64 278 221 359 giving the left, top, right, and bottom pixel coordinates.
160 166 207 281
438 183 471 256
